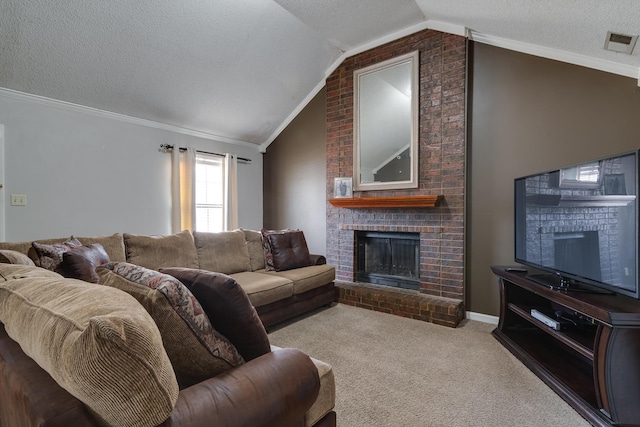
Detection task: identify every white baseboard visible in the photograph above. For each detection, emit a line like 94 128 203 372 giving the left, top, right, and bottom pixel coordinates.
466 311 499 325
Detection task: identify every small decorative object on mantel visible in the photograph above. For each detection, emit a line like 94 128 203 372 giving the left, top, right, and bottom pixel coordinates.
328 195 442 208
334 177 353 198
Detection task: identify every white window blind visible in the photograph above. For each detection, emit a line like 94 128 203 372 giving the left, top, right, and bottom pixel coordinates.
195 153 224 232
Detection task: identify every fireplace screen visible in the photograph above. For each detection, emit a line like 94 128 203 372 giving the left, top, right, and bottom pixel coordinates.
356 231 420 290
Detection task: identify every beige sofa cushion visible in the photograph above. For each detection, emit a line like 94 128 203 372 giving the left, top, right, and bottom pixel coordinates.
271 345 335 427
0 249 35 266
262 264 336 295
98 263 244 387
306 356 336 427
242 229 266 271
78 233 127 262
123 230 199 270
193 230 251 274
230 271 293 307
0 264 179 427
0 264 63 280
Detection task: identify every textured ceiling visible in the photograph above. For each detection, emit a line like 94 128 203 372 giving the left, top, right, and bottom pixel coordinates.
1 1 639 149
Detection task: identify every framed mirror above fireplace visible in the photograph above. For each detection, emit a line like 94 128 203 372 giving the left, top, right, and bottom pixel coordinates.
353 51 419 191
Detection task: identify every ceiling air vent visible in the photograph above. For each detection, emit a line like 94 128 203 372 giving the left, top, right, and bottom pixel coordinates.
604 31 638 54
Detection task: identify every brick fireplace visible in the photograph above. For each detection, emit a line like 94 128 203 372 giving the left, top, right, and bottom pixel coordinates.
325 30 467 327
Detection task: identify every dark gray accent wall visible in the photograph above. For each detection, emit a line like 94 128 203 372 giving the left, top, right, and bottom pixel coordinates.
468 43 640 315
263 88 327 255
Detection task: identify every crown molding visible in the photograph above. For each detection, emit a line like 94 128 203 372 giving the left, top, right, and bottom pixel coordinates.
343 20 467 60
0 88 259 149
260 77 328 153
469 31 640 84
260 19 468 150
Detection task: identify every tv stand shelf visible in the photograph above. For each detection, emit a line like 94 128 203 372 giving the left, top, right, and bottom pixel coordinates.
491 266 640 427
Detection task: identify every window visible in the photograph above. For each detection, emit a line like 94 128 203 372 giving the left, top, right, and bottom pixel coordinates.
195 153 224 232
559 161 603 189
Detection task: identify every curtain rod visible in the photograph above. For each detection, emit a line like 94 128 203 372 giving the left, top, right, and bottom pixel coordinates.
159 144 251 163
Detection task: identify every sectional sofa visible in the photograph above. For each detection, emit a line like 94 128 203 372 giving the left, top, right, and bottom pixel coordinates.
0 228 336 328
0 229 337 427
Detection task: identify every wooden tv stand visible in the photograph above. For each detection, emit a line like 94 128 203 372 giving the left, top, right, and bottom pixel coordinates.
491 266 640 427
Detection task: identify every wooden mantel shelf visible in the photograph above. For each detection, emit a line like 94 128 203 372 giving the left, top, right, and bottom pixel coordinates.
328 195 442 208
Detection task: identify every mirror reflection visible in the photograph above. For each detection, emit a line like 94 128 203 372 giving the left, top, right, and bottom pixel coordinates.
354 51 418 191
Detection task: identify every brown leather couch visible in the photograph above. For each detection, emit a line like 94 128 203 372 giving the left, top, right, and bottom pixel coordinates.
0 323 336 427
0 230 338 427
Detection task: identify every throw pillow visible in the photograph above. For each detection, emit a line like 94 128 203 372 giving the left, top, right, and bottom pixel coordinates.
97 262 244 387
192 230 251 274
60 243 110 283
123 230 199 271
0 265 179 427
261 229 312 272
159 267 270 362
261 228 295 271
32 236 82 272
0 250 35 266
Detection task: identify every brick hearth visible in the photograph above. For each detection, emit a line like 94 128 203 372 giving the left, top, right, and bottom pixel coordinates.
326 30 467 327
336 282 464 327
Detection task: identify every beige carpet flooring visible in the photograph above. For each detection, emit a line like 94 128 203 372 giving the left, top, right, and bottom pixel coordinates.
268 303 590 427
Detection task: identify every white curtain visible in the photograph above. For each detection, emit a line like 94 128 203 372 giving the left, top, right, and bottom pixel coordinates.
171 147 196 233
224 153 238 231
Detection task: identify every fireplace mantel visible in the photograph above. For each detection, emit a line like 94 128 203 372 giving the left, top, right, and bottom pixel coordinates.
328 195 441 208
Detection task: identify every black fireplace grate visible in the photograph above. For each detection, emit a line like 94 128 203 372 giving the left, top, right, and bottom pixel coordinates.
356 231 420 291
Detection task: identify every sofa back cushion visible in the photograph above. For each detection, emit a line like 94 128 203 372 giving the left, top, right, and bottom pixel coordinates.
160 267 270 362
98 262 244 387
123 230 199 270
0 264 179 427
0 249 35 266
193 230 251 274
242 229 266 271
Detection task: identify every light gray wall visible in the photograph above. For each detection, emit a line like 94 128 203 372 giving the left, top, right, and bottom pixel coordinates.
0 93 263 241
263 88 326 255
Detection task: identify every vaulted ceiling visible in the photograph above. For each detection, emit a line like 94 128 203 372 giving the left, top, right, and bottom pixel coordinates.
1 1 638 151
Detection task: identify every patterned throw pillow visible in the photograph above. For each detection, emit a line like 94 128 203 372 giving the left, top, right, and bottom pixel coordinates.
159 267 271 362
98 262 244 386
32 237 82 271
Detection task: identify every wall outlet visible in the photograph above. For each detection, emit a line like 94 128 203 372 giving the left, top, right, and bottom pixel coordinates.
10 194 27 206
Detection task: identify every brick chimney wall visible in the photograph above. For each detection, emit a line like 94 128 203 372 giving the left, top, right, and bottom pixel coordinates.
326 29 467 301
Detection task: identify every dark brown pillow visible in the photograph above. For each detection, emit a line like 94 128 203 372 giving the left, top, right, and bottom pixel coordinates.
159 267 270 362
262 229 312 272
61 243 111 283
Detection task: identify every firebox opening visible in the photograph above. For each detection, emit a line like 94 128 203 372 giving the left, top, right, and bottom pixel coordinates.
356 231 420 291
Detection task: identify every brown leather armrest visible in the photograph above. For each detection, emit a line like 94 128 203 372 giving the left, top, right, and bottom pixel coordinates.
309 254 326 265
159 348 320 427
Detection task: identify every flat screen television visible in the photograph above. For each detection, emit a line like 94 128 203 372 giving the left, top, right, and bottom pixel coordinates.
514 150 639 298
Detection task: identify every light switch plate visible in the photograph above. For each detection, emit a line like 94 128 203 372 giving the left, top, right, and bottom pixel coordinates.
10 194 27 206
